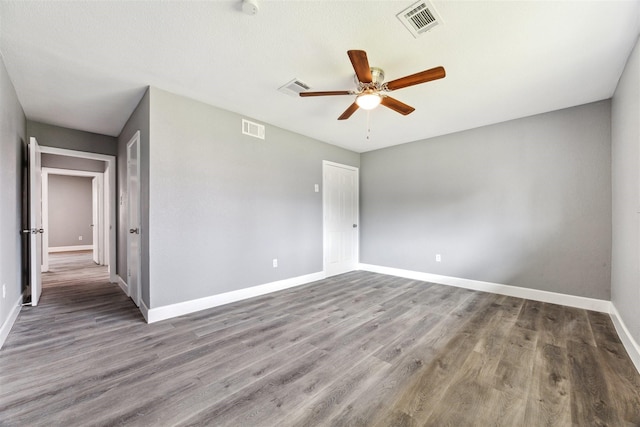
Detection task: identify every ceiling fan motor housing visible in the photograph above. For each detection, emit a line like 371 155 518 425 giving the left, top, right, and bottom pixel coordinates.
355 67 385 88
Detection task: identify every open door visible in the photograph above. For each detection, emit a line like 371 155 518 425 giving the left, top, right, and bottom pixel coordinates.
92 177 99 264
127 132 141 307
26 137 43 306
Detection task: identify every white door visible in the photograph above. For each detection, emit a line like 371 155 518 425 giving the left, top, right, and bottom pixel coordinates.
92 177 99 264
127 132 141 307
323 161 359 277
28 137 43 306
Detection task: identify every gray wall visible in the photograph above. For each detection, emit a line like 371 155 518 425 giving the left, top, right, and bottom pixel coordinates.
148 87 359 307
361 100 612 300
0 55 26 333
118 88 150 306
47 175 93 248
27 121 117 156
611 36 640 344
42 153 105 173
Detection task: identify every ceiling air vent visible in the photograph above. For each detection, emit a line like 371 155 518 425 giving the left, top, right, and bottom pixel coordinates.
397 0 442 38
278 78 311 97
242 119 265 140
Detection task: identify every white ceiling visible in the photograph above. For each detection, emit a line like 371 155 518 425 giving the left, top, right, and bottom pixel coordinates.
1 1 639 153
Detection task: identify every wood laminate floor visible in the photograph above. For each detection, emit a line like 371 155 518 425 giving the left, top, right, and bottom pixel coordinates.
1 251 639 426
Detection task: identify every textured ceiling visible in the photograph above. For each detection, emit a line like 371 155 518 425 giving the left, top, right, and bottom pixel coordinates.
1 0 639 153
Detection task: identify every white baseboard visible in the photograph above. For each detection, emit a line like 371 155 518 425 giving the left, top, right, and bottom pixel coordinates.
358 263 611 313
49 245 93 253
146 271 326 323
0 294 23 350
116 275 129 296
609 304 640 374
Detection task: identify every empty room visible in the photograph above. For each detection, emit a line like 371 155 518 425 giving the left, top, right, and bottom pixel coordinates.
1 1 640 425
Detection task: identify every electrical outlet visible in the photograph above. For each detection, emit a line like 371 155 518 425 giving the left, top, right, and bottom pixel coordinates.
272 258 278 268
435 254 442 262
2 284 6 299
314 184 319 193
79 235 83 241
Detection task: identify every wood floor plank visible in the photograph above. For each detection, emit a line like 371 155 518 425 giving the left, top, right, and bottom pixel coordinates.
523 342 571 426
1 251 639 426
587 310 624 345
421 350 518 426
515 299 543 332
593 339 640 424
567 339 626 426
387 294 523 426
286 355 391 427
562 305 597 347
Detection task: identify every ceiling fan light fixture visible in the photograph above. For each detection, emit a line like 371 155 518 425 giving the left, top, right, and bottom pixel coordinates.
356 91 382 110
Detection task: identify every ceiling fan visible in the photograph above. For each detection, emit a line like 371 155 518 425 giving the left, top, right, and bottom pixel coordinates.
300 50 446 120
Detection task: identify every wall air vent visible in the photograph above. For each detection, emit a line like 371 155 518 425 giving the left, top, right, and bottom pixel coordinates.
278 78 311 97
242 119 265 140
397 0 442 38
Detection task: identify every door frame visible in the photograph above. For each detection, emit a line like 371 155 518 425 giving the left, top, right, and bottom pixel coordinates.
126 131 141 307
38 146 117 283
322 160 359 276
41 168 105 271
28 138 43 306
91 176 101 264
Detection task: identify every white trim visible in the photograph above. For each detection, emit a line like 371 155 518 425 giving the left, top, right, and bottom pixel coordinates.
41 171 50 271
48 245 93 253
117 274 129 296
42 167 102 177
103 166 111 277
0 294 23 350
39 146 117 284
358 263 611 313
610 303 640 374
145 271 325 323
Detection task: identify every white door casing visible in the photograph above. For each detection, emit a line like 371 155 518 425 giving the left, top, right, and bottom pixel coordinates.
127 131 142 307
38 146 117 283
28 137 43 306
41 171 49 273
323 161 359 277
92 177 99 263
103 165 111 275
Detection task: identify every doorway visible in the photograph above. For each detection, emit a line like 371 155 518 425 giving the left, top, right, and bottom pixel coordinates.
323 161 359 277
35 146 117 284
41 168 106 272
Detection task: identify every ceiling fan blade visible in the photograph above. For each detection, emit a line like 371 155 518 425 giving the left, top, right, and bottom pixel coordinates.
385 66 446 91
299 90 352 97
380 96 415 115
348 50 373 84
338 102 359 120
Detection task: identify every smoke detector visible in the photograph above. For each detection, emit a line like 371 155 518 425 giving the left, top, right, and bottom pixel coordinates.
242 0 259 15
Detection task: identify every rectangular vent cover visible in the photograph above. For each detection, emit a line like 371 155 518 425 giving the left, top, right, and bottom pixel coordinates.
397 0 442 38
278 78 311 96
242 119 265 140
